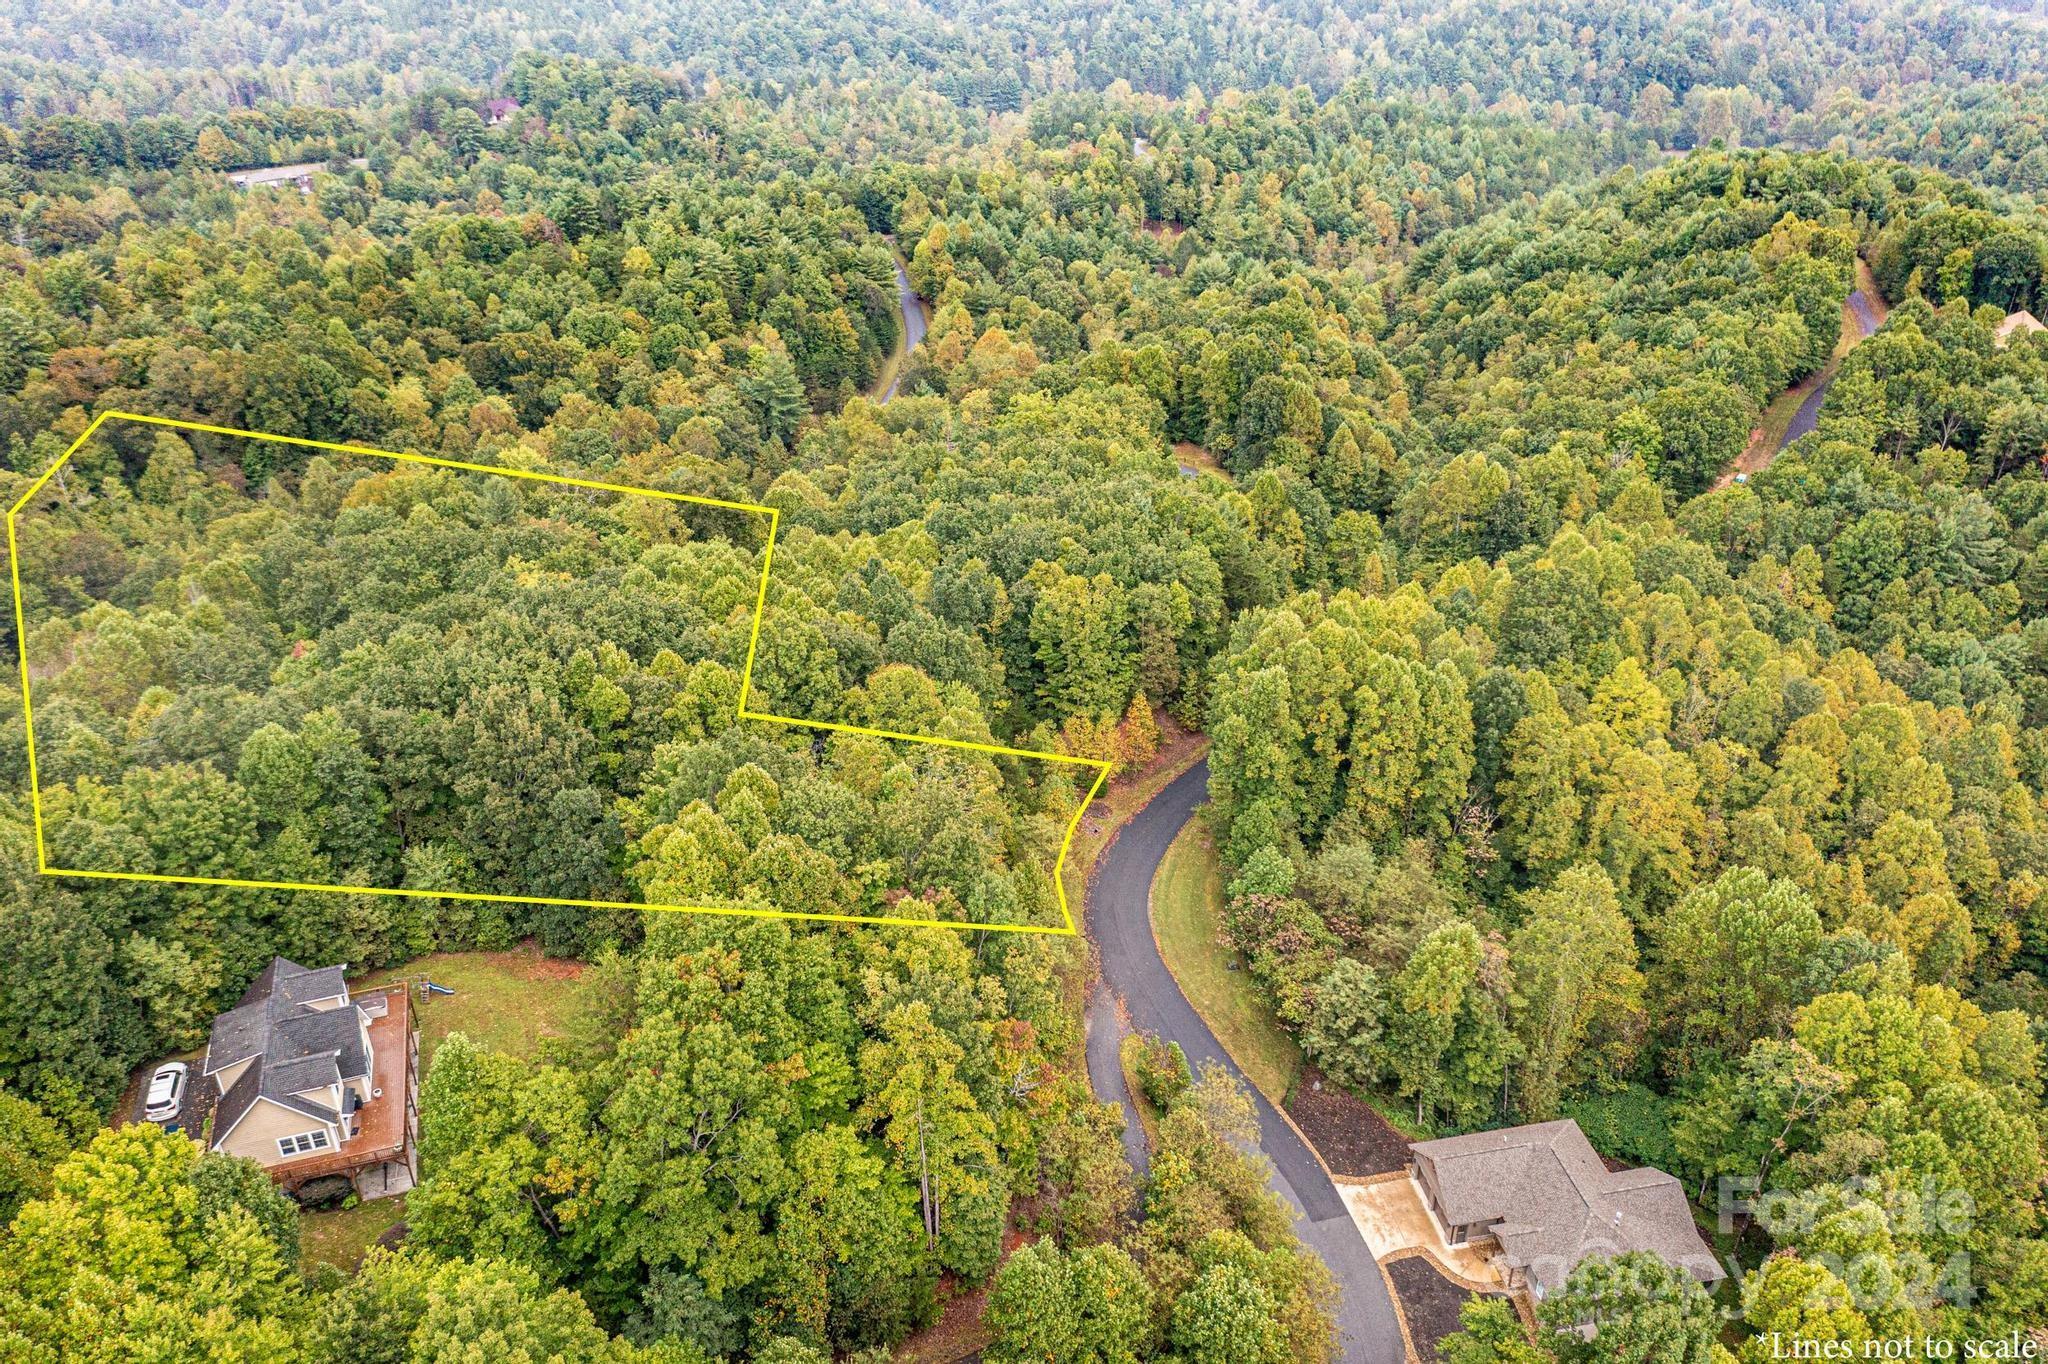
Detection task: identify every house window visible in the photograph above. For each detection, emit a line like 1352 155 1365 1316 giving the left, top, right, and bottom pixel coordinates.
277 1130 332 1158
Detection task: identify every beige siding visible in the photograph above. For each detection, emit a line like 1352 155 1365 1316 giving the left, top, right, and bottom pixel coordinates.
291 1084 344 1112
215 1097 337 1166
209 1056 254 1096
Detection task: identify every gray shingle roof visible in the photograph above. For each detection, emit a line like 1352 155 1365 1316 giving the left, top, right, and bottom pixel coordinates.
209 958 360 1075
237 956 348 1010
1412 1119 1724 1294
213 1055 344 1139
265 1051 344 1097
206 958 366 1149
205 999 273 1074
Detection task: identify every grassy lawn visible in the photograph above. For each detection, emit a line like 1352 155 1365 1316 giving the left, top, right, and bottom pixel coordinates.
869 322 911 402
352 942 591 1069
301 1194 407 1274
1750 370 1821 453
1172 441 1230 482
1149 821 1303 1106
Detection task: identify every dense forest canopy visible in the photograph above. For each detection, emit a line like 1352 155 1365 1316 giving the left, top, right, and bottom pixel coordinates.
8 0 2048 208
1 2 2048 1362
6 0 2048 129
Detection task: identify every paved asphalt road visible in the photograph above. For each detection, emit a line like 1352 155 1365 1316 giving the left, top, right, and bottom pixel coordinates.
1780 287 1882 449
1086 758 1408 1364
1085 989 1151 1181
881 252 928 402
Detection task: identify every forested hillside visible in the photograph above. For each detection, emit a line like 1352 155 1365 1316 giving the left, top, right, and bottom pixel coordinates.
7 0 2048 152
1 5 2047 1363
1199 152 2048 1351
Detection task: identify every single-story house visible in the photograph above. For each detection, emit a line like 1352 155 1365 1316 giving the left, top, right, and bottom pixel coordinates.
202 956 417 1197
485 98 522 126
1409 1119 1724 1299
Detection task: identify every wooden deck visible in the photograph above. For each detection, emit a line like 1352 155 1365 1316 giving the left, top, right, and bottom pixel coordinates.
272 986 418 1193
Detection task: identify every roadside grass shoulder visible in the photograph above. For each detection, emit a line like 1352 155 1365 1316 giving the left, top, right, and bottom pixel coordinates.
1148 819 1303 1107
866 242 927 403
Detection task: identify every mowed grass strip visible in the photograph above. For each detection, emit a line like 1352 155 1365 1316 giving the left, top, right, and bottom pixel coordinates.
1149 821 1302 1105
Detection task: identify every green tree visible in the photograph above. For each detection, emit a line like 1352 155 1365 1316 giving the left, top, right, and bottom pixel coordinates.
408 1034 598 1281
311 1248 653 1364
1539 1252 1724 1364
1651 868 1826 1072
858 1001 1005 1281
1168 1258 1291 1364
1647 379 1754 497
0 1084 69 1224
1509 865 1645 1119
1439 1297 1555 1364
1025 562 1134 722
985 1240 1152 1364
768 1124 933 1351
0 1125 304 1362
1378 922 1496 1126
1300 957 1385 1092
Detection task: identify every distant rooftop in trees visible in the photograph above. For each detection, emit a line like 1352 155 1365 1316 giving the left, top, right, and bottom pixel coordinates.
1997 309 2045 346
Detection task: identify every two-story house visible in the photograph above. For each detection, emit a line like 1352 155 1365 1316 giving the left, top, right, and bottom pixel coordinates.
202 956 417 1198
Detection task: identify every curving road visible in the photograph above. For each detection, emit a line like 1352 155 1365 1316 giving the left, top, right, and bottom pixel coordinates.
1779 286 1883 449
1086 759 1407 1364
880 247 928 402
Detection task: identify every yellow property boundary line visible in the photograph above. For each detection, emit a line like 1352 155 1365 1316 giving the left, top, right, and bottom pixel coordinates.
9 411 1109 936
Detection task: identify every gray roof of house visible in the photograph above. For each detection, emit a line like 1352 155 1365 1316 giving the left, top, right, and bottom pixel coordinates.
205 1000 273 1074
1412 1119 1724 1293
206 958 366 1145
208 958 354 1073
214 1055 344 1140
238 956 349 1010
265 1051 344 1096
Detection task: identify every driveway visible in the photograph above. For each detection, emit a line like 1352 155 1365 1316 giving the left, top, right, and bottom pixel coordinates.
1086 759 1408 1364
123 1053 213 1140
1085 988 1150 1181
880 244 928 402
1343 1176 1501 1287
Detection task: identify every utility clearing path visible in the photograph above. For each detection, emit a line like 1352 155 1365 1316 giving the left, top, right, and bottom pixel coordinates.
1086 759 1408 1364
1713 259 1887 490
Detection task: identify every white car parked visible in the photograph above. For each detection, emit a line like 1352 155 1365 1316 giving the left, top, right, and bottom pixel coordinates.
142 1062 187 1125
